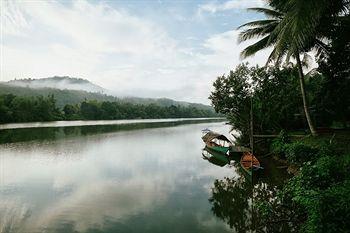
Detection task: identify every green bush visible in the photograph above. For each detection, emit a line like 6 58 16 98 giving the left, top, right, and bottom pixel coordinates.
283 153 350 232
285 142 318 165
299 155 348 190
270 130 291 158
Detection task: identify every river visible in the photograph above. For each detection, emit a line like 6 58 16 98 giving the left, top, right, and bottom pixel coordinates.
0 119 287 233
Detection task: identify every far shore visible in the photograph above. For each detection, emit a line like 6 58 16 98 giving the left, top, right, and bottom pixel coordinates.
0 117 226 130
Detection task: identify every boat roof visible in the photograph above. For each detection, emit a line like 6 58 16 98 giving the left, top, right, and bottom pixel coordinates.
202 131 231 142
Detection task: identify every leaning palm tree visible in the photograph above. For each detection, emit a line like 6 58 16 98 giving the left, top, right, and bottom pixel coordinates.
237 6 318 136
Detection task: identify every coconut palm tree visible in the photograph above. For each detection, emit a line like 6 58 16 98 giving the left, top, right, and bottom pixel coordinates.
238 6 318 135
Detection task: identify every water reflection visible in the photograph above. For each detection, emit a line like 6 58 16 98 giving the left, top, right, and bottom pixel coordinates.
0 119 222 144
201 148 252 232
0 121 235 233
202 147 229 167
209 176 252 233
203 147 292 232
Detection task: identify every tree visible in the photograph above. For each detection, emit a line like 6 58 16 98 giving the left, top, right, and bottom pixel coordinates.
209 64 252 138
210 64 305 139
63 104 80 120
238 6 318 135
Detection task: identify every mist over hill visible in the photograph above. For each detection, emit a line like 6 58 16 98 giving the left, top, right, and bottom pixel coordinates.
0 77 215 113
6 76 106 93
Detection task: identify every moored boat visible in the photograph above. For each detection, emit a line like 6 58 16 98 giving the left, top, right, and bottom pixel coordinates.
240 152 262 176
201 130 232 155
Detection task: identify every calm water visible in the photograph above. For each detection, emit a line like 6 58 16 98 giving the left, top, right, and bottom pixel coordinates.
0 120 287 233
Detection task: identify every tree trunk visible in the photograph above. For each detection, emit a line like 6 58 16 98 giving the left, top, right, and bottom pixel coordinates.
295 53 317 136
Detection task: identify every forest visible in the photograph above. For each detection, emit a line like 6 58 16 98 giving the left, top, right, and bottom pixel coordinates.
209 0 350 232
0 82 214 110
0 94 218 123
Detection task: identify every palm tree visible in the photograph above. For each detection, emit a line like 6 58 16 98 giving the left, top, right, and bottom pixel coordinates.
237 6 318 135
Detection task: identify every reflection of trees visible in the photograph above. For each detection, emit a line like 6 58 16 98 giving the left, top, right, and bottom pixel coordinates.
209 177 295 232
209 176 252 233
253 182 300 233
0 127 60 143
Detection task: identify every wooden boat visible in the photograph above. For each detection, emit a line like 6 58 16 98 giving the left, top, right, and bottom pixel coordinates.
202 146 229 167
240 152 261 176
201 130 232 155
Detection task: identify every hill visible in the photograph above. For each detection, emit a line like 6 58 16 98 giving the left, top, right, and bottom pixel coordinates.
6 76 106 93
0 83 215 113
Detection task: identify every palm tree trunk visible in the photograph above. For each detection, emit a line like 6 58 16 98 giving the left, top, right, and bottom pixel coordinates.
295 53 317 136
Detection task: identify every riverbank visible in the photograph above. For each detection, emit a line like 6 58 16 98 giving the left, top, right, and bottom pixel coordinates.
253 129 350 232
0 117 225 130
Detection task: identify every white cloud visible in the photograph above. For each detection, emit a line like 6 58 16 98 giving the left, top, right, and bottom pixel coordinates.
198 0 265 14
1 0 29 36
1 0 270 104
201 30 270 67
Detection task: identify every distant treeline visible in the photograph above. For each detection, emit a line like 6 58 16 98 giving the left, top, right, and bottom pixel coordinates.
0 94 219 123
0 83 215 111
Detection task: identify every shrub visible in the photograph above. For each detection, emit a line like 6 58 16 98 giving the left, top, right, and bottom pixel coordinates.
270 130 291 158
284 153 350 232
285 142 318 165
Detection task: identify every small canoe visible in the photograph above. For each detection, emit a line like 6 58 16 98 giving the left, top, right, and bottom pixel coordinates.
202 130 232 155
240 152 261 176
205 141 231 155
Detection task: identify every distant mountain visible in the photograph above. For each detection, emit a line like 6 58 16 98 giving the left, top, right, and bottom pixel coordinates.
0 81 216 114
6 76 106 93
0 83 115 108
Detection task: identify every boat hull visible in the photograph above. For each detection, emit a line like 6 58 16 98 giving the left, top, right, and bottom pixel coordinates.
205 144 230 155
240 152 261 177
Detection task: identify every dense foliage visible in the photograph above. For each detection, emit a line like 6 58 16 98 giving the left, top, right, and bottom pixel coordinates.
209 62 350 231
237 0 350 135
0 94 62 122
209 64 337 138
260 137 350 232
0 83 116 108
0 94 218 123
211 63 349 135
0 83 214 112
210 0 350 231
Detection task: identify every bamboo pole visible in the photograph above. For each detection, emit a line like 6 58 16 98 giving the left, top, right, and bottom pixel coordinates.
250 96 254 185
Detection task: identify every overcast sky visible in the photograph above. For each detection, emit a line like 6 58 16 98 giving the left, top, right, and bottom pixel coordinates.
1 0 270 104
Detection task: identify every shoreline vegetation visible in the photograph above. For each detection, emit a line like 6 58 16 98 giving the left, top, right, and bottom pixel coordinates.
0 117 225 130
0 94 220 124
209 0 349 232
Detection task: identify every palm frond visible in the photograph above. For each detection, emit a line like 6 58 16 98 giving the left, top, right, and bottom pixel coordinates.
240 35 273 59
269 16 295 56
265 48 278 66
272 46 288 66
238 23 277 42
238 0 347 68
314 39 330 57
247 7 283 18
237 19 278 29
